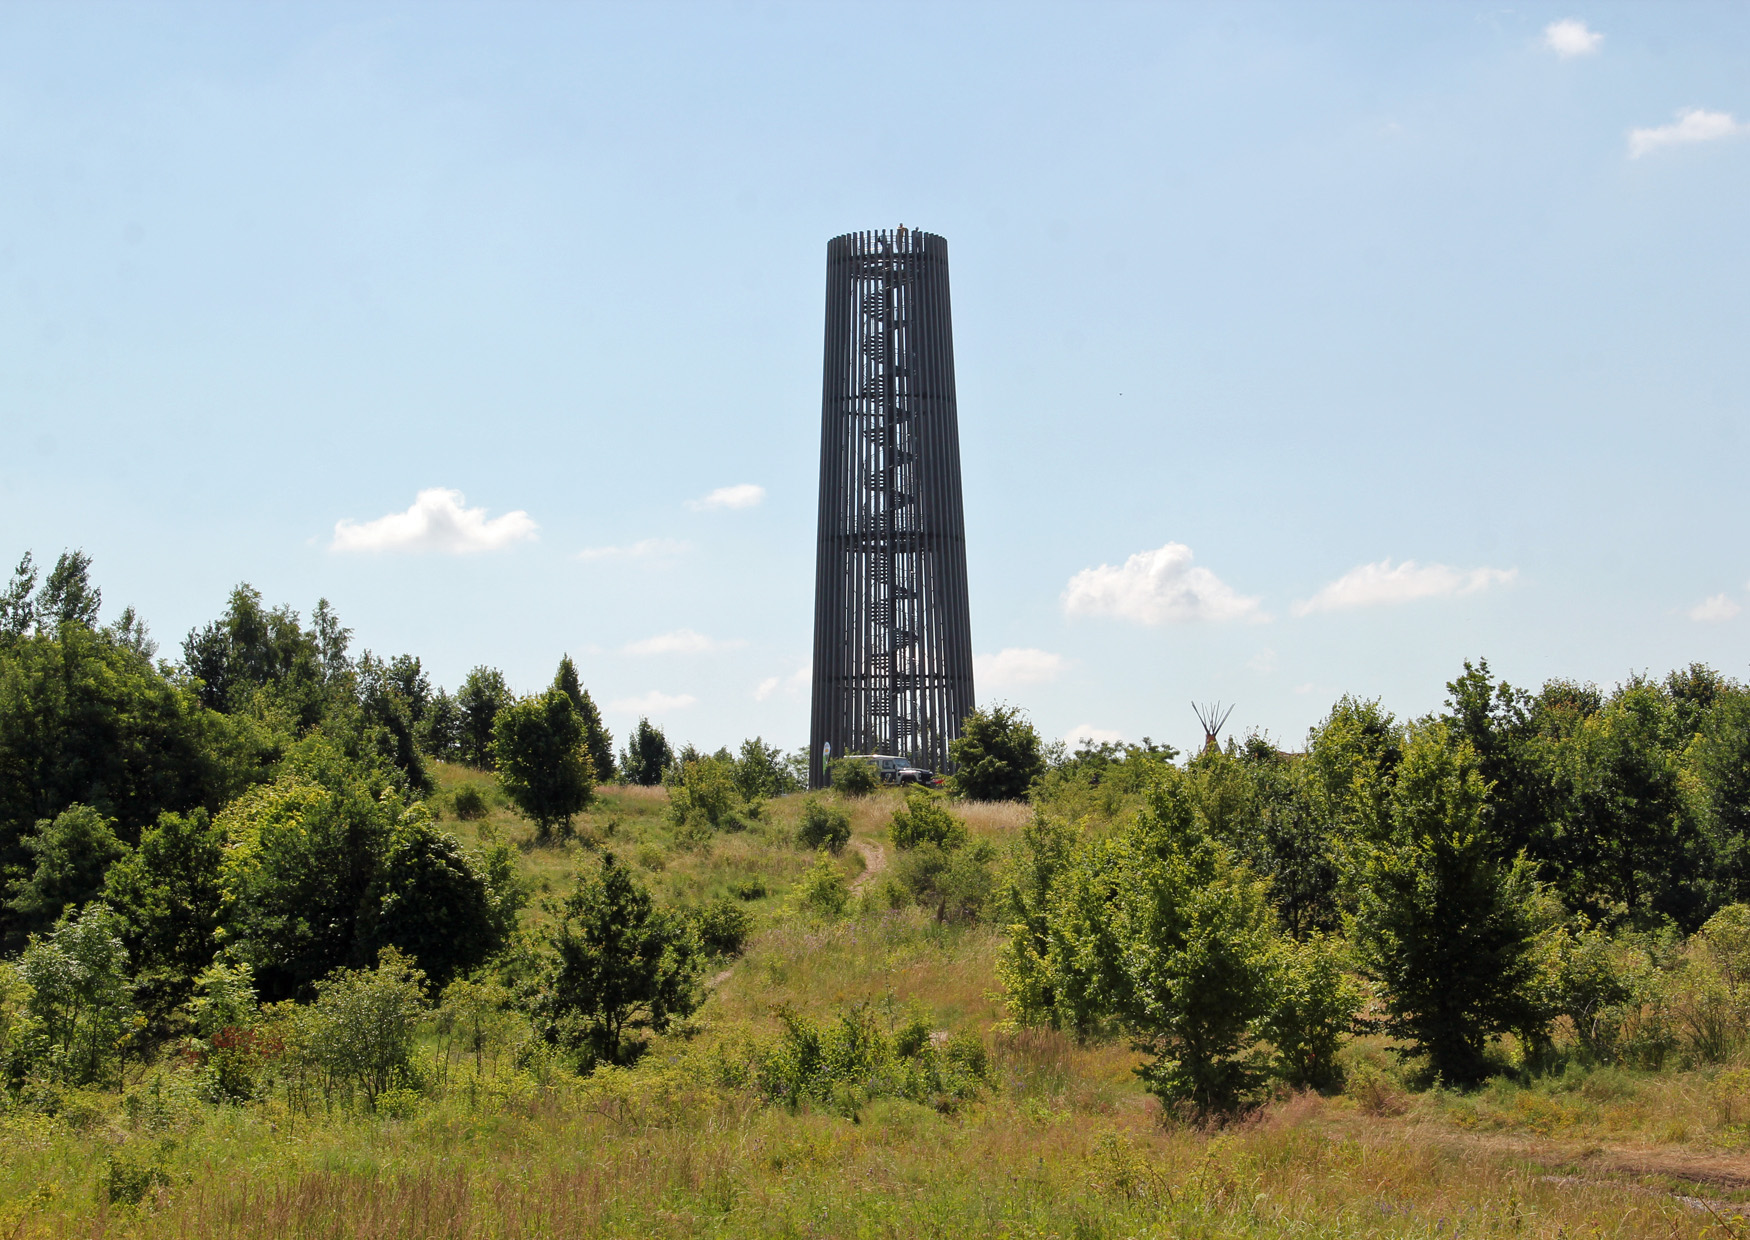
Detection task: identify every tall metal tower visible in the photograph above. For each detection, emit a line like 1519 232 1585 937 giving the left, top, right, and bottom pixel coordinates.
809 227 975 787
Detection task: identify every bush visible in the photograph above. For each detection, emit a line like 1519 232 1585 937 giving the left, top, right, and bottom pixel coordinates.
889 790 966 851
694 899 754 957
829 757 880 797
797 798 851 854
1262 933 1361 1091
889 842 997 924
668 756 742 832
731 878 768 901
949 704 1045 801
452 785 488 821
17 902 136 1088
797 853 850 918
309 947 429 1110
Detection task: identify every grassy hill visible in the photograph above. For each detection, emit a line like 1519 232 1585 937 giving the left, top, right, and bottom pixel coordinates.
4 772 1748 1238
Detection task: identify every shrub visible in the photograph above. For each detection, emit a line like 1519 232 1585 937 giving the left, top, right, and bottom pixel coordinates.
731 878 768 901
889 790 966 851
797 798 852 854
1262 933 1361 1091
829 757 880 797
452 785 488 821
695 899 754 957
668 756 742 832
309 947 429 1110
17 902 136 1088
949 704 1045 801
797 853 850 918
104 1147 173 1206
890 842 997 924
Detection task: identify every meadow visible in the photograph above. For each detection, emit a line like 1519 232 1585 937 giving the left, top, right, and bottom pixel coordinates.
7 770 1750 1240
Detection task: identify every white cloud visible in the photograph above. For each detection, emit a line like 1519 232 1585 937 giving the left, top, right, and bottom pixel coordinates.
1629 109 1749 158
1543 18 1602 58
330 488 536 554
1292 559 1515 616
624 628 744 656
1063 542 1264 625
976 647 1068 687
576 538 688 562
754 664 812 701
1064 723 1122 750
687 483 765 511
1690 594 1742 622
608 690 697 715
1247 648 1278 674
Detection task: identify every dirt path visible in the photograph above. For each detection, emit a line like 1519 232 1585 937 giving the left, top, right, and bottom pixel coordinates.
851 838 887 892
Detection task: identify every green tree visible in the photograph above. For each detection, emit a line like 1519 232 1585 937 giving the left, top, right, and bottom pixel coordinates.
949 704 1046 801
1691 686 1750 906
37 550 102 630
619 717 673 787
7 804 128 945
493 689 594 842
1544 680 1696 926
419 687 464 761
17 902 136 1087
1349 723 1547 1085
553 655 614 783
0 620 249 939
734 736 794 800
221 740 508 1000
457 666 513 769
100 807 226 1027
538 853 703 1067
1100 770 1280 1114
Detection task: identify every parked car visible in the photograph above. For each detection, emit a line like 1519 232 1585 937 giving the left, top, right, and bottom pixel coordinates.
853 754 937 787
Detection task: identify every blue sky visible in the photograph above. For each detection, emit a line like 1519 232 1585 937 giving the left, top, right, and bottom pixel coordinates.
3 1 1747 757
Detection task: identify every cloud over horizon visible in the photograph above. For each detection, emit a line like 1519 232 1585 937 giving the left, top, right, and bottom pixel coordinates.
624 628 744 656
1292 559 1515 616
976 647 1068 687
688 483 765 511
330 488 537 554
1689 594 1742 622
1629 109 1748 158
1063 542 1264 625
754 664 812 701
1543 19 1602 58
1064 723 1123 750
608 690 697 715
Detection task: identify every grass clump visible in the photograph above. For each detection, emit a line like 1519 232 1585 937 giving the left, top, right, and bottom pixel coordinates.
752 1002 990 1118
